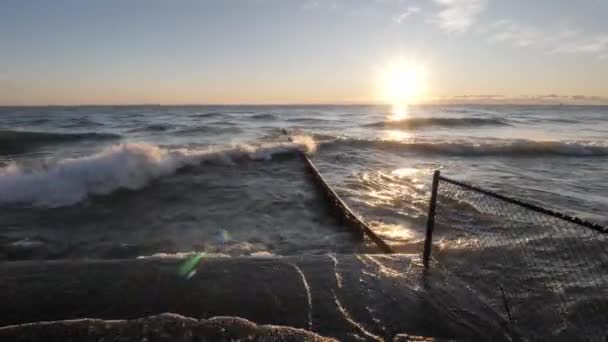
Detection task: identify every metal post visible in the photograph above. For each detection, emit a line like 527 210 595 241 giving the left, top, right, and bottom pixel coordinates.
423 170 440 269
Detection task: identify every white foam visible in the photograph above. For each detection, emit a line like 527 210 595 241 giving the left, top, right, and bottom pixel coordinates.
0 139 316 208
290 134 317 155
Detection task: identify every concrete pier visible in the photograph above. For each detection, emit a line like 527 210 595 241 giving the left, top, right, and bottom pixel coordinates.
0 254 514 341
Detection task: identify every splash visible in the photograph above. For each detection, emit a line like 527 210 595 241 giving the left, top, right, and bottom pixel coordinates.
290 134 317 154
0 139 317 207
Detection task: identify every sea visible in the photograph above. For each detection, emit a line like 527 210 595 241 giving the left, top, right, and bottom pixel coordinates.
2 104 608 339
1 104 607 260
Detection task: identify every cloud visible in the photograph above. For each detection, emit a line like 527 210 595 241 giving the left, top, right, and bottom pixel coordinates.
483 19 608 60
433 94 608 105
570 95 606 101
551 35 608 55
432 0 486 33
394 6 421 24
486 20 543 47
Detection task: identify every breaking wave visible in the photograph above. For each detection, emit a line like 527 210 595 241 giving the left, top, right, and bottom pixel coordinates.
0 130 121 154
0 136 316 207
324 138 608 157
364 117 509 129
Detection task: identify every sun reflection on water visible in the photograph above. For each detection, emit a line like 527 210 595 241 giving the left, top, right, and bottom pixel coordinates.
381 129 413 142
375 223 415 241
390 104 409 121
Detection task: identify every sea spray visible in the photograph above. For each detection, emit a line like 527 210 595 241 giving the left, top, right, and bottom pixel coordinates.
0 138 317 207
290 134 317 154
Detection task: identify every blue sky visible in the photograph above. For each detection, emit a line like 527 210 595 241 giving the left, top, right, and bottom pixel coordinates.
1 0 607 105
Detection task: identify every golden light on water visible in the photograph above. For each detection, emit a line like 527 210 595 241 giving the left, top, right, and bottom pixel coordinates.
376 59 429 121
391 167 419 178
382 129 413 142
391 104 409 122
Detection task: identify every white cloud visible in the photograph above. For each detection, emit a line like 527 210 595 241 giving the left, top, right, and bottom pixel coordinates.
486 20 542 47
394 6 421 24
484 19 608 59
551 35 608 55
432 0 486 33
433 94 608 105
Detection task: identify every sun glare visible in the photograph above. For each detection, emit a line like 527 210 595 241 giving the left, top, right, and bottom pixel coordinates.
376 60 428 121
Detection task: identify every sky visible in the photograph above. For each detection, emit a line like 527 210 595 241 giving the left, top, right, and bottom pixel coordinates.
1 0 607 105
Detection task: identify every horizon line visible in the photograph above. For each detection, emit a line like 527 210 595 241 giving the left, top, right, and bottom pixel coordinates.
2 102 608 107
3 95 608 107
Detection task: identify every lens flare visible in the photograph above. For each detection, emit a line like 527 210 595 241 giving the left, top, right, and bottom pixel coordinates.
218 229 231 243
178 253 205 279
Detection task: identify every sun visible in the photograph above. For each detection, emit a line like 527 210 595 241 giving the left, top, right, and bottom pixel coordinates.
376 60 428 121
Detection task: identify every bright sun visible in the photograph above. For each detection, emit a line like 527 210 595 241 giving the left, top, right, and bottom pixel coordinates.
376 60 428 121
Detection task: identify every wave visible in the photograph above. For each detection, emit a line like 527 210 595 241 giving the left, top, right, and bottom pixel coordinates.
127 124 175 133
250 113 278 120
323 138 608 157
59 117 104 128
188 111 228 118
189 111 254 118
364 117 509 129
27 118 52 125
175 126 243 135
286 117 335 123
0 136 316 207
0 130 121 154
445 108 477 114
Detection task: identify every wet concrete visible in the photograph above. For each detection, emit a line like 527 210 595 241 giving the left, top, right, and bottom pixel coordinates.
0 254 515 341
